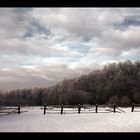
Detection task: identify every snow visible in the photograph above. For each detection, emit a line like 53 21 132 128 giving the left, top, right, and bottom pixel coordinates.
0 106 140 132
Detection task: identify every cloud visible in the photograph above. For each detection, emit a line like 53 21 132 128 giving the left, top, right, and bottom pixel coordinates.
0 64 97 91
0 8 32 39
0 8 140 91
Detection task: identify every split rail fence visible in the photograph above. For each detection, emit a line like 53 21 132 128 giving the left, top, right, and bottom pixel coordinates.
0 105 27 116
43 103 125 115
131 103 140 112
1 103 139 116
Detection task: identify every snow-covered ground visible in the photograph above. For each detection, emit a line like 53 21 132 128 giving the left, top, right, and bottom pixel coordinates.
0 106 140 132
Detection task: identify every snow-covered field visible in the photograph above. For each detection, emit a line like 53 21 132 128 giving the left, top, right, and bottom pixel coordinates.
0 106 140 132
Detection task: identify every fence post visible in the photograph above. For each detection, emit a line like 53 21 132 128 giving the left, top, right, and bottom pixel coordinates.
44 104 46 115
113 103 116 113
61 105 63 115
131 103 135 112
78 104 81 114
18 105 20 114
96 104 98 113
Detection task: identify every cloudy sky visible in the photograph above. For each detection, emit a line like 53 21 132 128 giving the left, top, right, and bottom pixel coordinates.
0 8 140 91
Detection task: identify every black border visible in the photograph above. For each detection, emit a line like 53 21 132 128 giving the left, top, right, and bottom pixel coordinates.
0 132 139 139
0 0 140 138
0 0 140 7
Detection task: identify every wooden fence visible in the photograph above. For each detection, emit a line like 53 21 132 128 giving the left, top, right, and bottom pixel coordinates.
43 103 125 115
2 103 139 116
131 103 140 112
0 105 27 116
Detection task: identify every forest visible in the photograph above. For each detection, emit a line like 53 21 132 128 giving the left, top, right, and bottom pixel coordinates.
0 60 140 106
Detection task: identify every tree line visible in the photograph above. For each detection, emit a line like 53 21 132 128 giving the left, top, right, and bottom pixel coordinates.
0 60 140 106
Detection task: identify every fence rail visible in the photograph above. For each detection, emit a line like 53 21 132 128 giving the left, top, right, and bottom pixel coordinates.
131 103 140 112
1 103 139 116
0 105 28 116
43 103 124 115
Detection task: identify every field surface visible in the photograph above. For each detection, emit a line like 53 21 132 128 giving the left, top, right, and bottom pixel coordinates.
0 106 140 132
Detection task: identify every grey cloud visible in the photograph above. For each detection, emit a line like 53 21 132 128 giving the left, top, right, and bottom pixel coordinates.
0 8 140 91
0 37 82 60
23 18 51 38
114 15 140 31
0 8 32 39
122 16 140 26
30 9 106 38
0 63 98 91
31 8 140 41
88 25 140 58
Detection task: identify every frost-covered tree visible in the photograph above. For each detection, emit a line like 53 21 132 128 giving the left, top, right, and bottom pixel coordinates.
109 95 120 105
121 96 131 107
